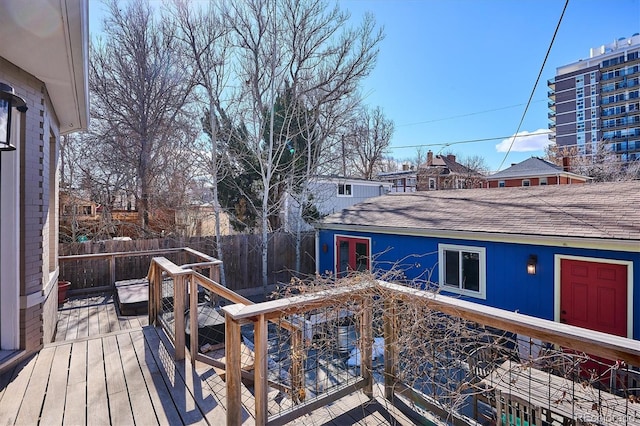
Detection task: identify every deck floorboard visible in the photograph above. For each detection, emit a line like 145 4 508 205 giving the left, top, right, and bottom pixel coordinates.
86 337 110 426
0 295 418 426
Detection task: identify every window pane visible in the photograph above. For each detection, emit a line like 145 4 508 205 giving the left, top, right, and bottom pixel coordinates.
355 242 368 271
338 241 349 276
461 251 480 291
444 250 459 287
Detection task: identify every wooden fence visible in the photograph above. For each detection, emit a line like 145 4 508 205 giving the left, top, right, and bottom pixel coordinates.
58 232 316 293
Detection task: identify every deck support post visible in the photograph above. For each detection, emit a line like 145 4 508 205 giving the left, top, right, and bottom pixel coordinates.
148 262 157 325
109 254 116 288
226 315 242 426
189 275 198 366
383 296 397 401
291 319 305 405
254 314 268 425
361 297 373 398
174 275 186 360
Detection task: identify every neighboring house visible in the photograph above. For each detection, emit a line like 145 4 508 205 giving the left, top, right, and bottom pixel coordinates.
377 165 417 193
416 151 486 190
175 203 232 238
315 182 640 341
487 157 591 188
283 175 392 232
60 191 231 240
0 1 89 371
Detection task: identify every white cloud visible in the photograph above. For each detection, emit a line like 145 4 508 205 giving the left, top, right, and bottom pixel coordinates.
495 129 552 153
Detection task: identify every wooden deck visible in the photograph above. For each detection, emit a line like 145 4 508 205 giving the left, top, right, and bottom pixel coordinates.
0 294 417 425
55 293 148 342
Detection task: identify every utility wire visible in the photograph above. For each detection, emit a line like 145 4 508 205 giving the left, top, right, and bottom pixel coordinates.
397 100 547 127
496 0 570 171
391 131 552 150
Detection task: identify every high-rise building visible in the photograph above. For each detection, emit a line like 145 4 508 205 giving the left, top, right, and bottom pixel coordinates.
548 34 640 161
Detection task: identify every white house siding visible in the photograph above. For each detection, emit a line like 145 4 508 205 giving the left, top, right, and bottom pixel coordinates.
284 180 390 232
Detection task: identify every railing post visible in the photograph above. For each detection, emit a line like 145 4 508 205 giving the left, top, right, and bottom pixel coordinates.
174 275 186 360
383 296 397 401
189 274 198 366
110 254 116 287
226 314 242 426
254 314 268 425
361 297 373 398
148 262 156 325
211 263 220 283
291 321 305 405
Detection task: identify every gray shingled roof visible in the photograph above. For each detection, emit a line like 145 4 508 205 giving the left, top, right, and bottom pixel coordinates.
318 181 640 241
488 157 589 180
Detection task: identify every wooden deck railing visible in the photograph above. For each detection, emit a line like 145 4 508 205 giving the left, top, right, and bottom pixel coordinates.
148 256 301 389
59 247 218 292
147 257 640 426
222 280 640 426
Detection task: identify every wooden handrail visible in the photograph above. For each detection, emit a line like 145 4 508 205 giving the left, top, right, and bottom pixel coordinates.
192 273 253 306
59 247 184 261
222 281 373 322
377 280 640 366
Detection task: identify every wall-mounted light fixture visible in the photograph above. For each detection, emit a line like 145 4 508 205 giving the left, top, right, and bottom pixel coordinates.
0 82 28 151
527 255 538 275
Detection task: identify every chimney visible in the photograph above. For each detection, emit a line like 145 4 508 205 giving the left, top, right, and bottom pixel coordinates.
447 154 456 163
562 156 570 172
427 150 433 166
402 163 409 171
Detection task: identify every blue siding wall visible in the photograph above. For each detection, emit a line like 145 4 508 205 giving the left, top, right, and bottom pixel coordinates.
317 229 640 338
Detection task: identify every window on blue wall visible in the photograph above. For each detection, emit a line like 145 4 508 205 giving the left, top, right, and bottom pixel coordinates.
337 183 352 197
438 244 486 299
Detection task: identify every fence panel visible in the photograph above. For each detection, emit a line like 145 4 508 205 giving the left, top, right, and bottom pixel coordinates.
59 232 316 293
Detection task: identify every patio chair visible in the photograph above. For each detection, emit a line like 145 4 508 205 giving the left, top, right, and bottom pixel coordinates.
610 365 640 398
467 345 503 420
494 389 542 426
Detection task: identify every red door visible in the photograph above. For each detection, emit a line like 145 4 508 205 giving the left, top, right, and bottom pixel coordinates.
336 237 370 277
560 259 628 381
560 259 628 337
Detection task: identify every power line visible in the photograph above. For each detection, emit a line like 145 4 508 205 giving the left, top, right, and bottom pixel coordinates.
397 100 547 127
390 131 552 150
496 0 570 171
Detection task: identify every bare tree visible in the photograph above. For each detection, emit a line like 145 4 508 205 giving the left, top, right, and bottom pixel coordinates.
225 0 384 291
89 0 196 234
170 0 231 284
546 141 640 182
345 105 394 179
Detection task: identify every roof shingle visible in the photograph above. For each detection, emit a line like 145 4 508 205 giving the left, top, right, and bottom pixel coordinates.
318 181 640 241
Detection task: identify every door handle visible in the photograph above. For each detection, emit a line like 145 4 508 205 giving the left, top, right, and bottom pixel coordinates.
561 310 567 314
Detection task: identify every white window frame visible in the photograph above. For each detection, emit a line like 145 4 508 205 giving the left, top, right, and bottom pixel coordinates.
522 180 531 187
429 178 436 190
539 177 548 186
438 244 486 299
498 180 505 188
337 183 352 197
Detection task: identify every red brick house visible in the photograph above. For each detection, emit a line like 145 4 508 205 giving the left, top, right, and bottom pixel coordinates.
416 151 486 191
486 157 591 188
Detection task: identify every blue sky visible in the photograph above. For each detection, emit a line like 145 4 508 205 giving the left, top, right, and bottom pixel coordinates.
89 0 640 171
341 0 640 171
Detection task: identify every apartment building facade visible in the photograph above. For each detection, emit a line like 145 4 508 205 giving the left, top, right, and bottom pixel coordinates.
548 34 640 161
